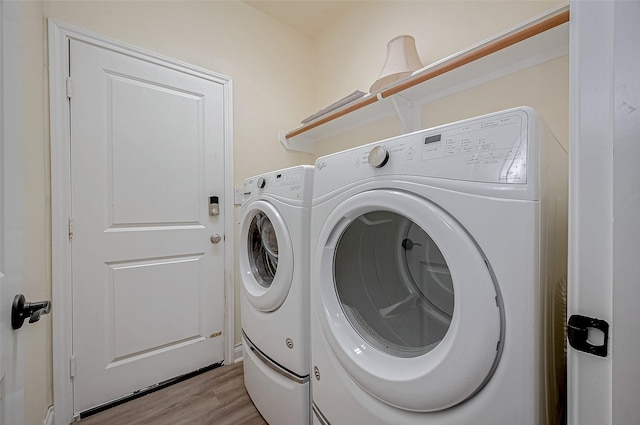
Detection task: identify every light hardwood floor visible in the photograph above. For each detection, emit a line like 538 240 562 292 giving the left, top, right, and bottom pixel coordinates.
78 362 268 425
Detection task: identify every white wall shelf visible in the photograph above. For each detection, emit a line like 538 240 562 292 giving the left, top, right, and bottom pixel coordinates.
281 4 569 154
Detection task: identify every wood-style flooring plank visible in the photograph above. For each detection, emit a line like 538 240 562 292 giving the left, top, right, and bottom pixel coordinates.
77 362 268 425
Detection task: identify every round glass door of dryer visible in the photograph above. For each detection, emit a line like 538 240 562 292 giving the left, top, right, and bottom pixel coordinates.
247 211 279 287
334 211 454 359
315 189 503 412
240 200 294 312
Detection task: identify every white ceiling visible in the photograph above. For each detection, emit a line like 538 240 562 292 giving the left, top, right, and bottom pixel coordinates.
243 1 355 38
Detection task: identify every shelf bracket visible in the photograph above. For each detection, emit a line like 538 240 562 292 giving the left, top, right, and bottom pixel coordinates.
279 130 315 154
386 94 421 134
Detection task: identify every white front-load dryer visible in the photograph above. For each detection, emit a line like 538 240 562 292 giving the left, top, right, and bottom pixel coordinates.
240 165 314 425
310 107 568 425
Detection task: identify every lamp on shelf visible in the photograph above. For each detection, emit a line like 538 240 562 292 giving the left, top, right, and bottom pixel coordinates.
369 35 423 93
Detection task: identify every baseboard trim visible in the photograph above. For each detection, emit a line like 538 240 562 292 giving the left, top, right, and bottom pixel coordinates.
43 406 55 425
234 342 243 363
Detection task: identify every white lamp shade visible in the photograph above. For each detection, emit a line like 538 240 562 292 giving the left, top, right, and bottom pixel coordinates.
370 35 423 93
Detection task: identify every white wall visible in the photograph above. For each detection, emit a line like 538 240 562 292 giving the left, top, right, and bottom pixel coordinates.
18 1 569 424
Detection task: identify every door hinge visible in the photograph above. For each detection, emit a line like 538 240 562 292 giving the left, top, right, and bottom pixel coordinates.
567 314 609 358
69 355 76 378
66 77 73 98
68 218 74 239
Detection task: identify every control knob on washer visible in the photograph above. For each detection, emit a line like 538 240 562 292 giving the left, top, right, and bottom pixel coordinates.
257 177 266 188
368 146 390 168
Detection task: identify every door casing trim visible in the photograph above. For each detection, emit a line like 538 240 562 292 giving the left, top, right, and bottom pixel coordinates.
49 19 235 424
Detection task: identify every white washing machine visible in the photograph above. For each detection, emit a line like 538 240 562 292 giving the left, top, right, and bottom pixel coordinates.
240 165 314 425
310 107 568 425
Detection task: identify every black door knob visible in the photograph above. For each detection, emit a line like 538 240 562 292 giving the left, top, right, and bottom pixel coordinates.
11 294 51 330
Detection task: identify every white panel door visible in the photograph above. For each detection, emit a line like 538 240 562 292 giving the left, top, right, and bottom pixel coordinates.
69 38 226 413
0 1 24 424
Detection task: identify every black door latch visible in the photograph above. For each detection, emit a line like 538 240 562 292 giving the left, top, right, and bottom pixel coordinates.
567 314 609 358
11 294 51 330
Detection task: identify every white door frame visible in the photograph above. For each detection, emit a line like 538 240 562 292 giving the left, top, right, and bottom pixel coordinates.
568 1 640 424
49 20 235 424
567 2 614 422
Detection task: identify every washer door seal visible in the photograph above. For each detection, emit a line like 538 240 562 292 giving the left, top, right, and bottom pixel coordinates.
315 189 503 412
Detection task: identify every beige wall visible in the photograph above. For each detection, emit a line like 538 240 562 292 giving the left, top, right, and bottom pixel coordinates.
310 0 567 156
312 1 565 109
315 56 569 156
21 2 52 425
419 56 568 151
19 1 568 424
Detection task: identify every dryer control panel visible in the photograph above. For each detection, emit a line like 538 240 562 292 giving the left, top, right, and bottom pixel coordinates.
314 107 538 197
242 165 314 203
